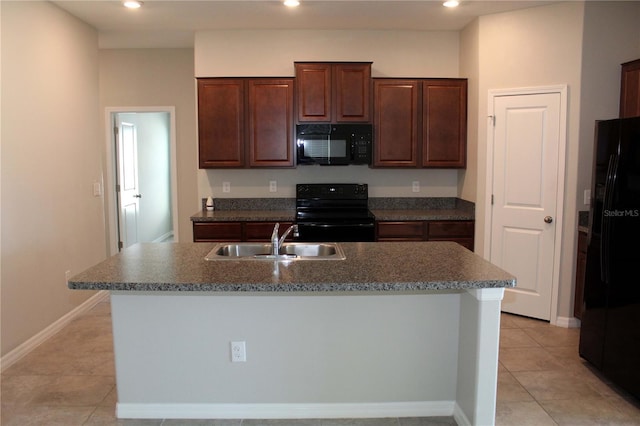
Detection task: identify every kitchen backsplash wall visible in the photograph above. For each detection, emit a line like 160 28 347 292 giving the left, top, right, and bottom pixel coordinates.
201 197 474 212
198 167 460 200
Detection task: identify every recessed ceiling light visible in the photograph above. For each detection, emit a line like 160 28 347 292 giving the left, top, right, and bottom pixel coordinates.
123 0 143 9
443 0 459 7
284 0 300 7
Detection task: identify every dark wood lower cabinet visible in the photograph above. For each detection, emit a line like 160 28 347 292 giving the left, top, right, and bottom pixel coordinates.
193 221 294 242
377 220 474 249
376 221 425 241
427 221 474 250
194 220 474 249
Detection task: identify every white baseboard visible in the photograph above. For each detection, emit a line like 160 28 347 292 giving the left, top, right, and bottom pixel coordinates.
116 401 456 419
152 231 174 243
554 316 581 328
1 290 109 373
453 402 472 426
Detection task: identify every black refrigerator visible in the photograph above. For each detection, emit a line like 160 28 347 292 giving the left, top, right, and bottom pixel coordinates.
579 116 640 399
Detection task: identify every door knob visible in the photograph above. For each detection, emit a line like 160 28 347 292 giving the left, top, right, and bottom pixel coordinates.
544 216 553 223
134 194 142 198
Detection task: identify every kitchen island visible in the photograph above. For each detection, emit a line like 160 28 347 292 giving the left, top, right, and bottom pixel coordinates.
69 241 515 426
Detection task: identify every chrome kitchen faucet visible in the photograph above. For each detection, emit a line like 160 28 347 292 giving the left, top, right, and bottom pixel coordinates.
271 223 299 255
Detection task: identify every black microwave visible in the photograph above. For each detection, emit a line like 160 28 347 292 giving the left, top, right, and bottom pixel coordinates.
296 124 372 165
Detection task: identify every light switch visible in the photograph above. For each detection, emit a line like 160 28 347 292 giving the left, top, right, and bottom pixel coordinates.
93 182 102 197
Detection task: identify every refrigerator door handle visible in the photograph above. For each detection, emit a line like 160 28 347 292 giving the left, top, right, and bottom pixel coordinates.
600 153 619 284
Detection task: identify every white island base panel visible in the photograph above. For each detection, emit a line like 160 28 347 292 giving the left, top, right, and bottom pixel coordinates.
111 288 503 426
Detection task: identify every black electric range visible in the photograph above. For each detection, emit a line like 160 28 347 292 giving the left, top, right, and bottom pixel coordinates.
295 183 376 242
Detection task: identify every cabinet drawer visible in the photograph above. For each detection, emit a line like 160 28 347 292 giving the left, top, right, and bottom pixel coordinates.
427 221 474 238
193 222 242 242
245 222 294 242
377 222 425 241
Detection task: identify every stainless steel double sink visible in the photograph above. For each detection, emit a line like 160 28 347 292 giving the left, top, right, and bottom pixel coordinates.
205 242 346 261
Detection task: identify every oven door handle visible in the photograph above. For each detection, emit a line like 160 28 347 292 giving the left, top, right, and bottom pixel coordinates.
297 223 374 228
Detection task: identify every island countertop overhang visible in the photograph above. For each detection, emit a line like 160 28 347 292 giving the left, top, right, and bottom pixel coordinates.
68 241 516 292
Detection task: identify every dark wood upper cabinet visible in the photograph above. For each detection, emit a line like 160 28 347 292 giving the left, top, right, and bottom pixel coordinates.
198 78 294 169
248 79 295 167
373 78 467 169
373 79 420 167
422 79 467 168
295 62 372 123
334 63 371 122
620 58 640 118
295 63 331 122
198 79 245 168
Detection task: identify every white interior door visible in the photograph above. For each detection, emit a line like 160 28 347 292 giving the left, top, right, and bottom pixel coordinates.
117 120 141 249
489 90 564 321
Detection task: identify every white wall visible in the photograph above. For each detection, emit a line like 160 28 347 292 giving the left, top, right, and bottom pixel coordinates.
112 293 461 404
474 2 585 320
459 19 480 202
195 30 460 78
578 1 640 207
473 1 640 320
99 49 197 242
1 1 105 355
194 29 464 200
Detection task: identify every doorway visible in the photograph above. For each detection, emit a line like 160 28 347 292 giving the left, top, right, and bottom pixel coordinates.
485 86 567 323
105 107 178 255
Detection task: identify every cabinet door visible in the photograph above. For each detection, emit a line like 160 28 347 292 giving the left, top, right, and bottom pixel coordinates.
373 79 420 167
248 79 295 167
193 222 243 242
197 79 245 168
245 222 295 242
422 80 467 168
334 63 371 123
296 63 331 122
620 59 640 118
377 221 425 241
427 220 474 250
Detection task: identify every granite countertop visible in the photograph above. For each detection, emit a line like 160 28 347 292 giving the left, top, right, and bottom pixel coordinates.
371 208 473 221
68 241 515 292
190 197 475 223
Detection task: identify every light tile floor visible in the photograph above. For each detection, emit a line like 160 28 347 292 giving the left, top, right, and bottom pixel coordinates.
2 300 640 425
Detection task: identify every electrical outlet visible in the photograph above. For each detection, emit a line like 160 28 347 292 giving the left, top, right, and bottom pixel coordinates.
412 181 420 193
584 189 591 206
269 180 277 193
230 341 246 362
222 182 231 193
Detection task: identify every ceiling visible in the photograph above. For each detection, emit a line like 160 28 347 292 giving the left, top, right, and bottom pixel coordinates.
52 0 556 48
